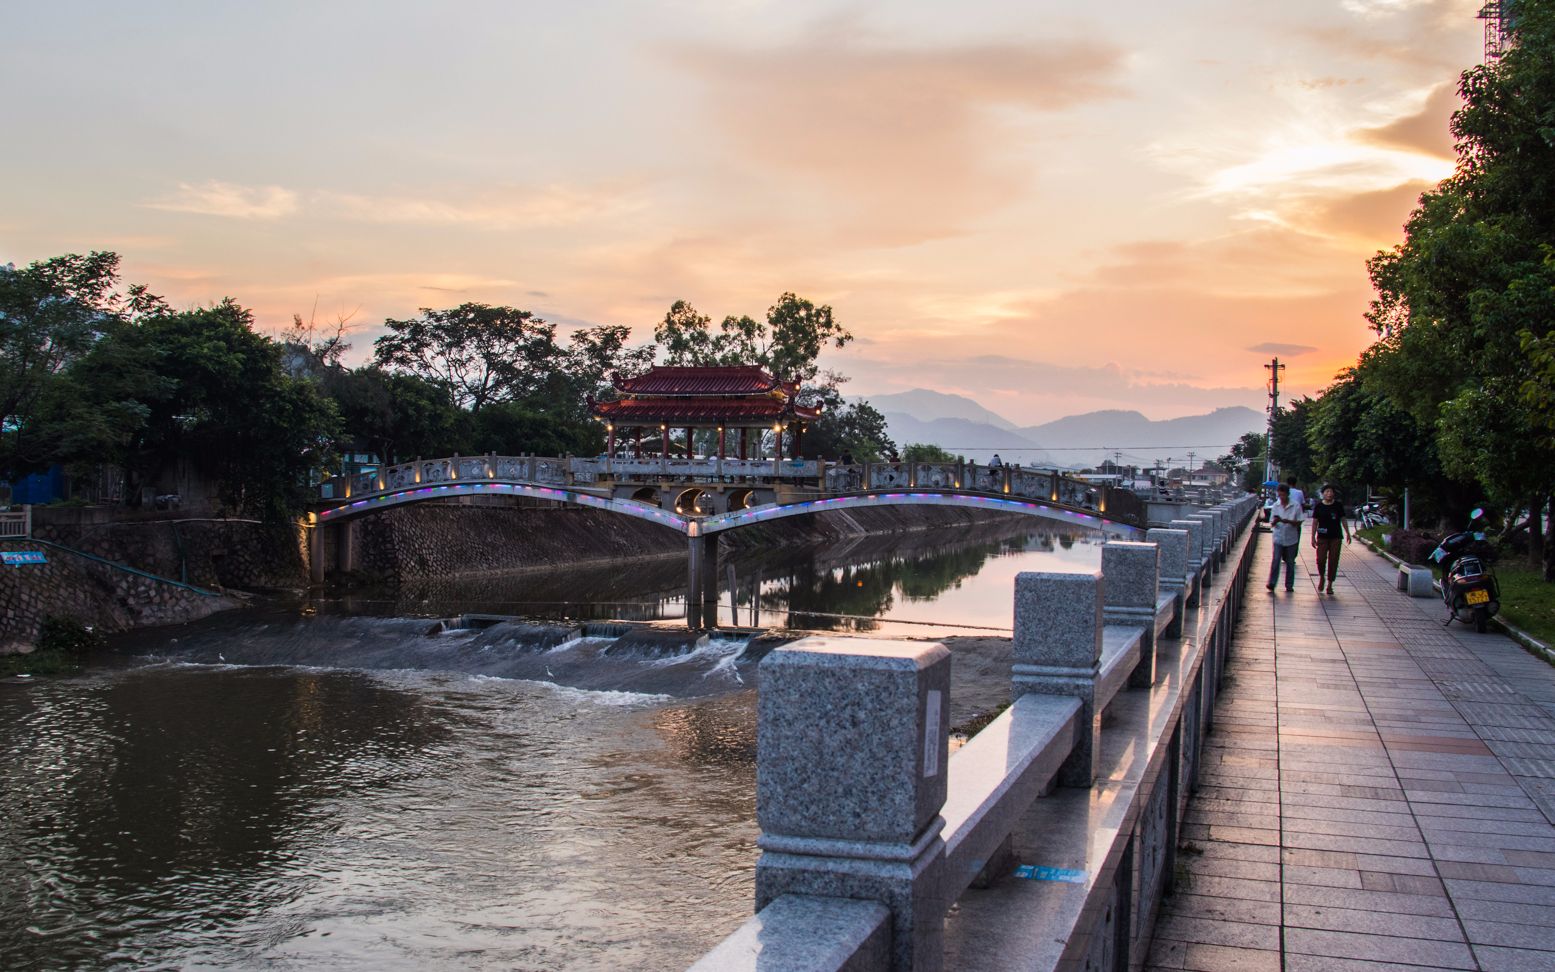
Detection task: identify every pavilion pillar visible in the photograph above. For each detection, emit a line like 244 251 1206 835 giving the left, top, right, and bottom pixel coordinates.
661 425 670 458
685 427 694 459
635 429 643 458
718 425 727 460
794 422 804 458
607 425 616 457
776 424 784 461
740 428 748 460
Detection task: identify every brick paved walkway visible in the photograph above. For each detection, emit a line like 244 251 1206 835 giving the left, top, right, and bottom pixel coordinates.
1146 538 1555 972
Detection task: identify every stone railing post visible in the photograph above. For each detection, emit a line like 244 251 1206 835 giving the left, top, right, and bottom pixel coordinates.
1147 527 1191 638
1169 518 1206 603
1012 570 1103 788
755 637 950 972
1103 541 1161 688
1187 512 1218 572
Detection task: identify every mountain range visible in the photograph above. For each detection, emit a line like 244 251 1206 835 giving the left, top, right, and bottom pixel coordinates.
854 390 1263 470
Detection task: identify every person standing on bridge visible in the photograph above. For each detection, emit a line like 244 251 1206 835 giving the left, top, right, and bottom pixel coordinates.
989 454 1002 470
1310 484 1351 594
1266 483 1304 592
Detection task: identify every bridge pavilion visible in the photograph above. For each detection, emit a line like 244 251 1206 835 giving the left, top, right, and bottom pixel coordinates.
591 365 821 461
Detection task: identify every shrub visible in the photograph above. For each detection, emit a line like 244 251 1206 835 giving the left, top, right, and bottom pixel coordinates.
1388 528 1441 565
36 617 105 655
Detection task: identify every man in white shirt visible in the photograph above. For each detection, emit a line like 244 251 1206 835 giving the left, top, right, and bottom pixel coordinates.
1266 483 1305 592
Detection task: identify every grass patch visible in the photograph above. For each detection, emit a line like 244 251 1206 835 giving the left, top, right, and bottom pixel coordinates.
951 701 1011 740
0 617 105 678
1495 562 1555 647
0 647 83 677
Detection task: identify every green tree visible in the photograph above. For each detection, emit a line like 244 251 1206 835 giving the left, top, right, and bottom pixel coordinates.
653 293 852 382
48 300 338 519
324 367 467 465
798 379 896 461
373 303 564 413
903 443 959 463
1217 431 1267 493
1359 1 1555 573
0 252 164 479
1270 397 1318 488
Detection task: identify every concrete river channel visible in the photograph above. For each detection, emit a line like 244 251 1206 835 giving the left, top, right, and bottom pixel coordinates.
0 523 1106 970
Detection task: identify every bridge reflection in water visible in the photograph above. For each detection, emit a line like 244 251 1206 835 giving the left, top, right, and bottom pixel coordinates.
313 455 1145 628
318 521 1103 636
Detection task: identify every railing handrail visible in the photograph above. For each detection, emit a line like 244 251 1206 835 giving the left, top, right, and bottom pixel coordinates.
314 455 1225 529
692 494 1262 971
0 506 31 539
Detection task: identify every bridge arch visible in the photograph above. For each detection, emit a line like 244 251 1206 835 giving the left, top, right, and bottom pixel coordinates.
693 491 1143 538
314 481 690 533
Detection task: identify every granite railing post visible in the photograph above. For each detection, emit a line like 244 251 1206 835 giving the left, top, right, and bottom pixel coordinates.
1146 527 1191 638
1012 570 1103 788
1187 512 1218 573
1102 541 1161 688
754 637 951 972
1169 518 1206 604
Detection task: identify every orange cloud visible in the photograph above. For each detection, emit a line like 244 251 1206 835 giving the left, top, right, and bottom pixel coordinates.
1355 82 1459 158
669 27 1129 246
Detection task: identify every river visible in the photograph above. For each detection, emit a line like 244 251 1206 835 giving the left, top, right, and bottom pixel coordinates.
0 522 1106 970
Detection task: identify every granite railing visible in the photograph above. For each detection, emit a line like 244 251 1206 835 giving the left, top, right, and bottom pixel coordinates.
318 455 1166 524
691 494 1262 972
0 507 31 539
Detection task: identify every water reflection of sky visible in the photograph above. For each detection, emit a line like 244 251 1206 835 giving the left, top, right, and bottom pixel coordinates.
678 531 1105 638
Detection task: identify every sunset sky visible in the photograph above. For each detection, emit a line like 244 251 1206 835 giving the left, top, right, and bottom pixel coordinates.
1 1 1484 425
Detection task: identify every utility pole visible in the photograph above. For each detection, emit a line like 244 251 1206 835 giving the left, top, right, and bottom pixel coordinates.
1264 357 1285 486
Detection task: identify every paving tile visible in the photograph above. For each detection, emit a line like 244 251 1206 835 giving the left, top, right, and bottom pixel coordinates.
1282 903 1465 942
1181 942 1281 972
1472 944 1555 972
1283 883 1454 917
1463 918 1555 951
1283 864 1364 890
1155 915 1281 950
1284 954 1463 971
1284 928 1477 968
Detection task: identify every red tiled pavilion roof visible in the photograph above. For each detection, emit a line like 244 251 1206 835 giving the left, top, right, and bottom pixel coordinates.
610 365 798 398
593 397 821 424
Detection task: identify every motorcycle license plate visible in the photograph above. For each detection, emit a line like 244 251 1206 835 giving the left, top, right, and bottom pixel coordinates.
1466 589 1490 605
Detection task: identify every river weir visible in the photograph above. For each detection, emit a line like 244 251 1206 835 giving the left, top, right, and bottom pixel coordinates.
0 523 1103 969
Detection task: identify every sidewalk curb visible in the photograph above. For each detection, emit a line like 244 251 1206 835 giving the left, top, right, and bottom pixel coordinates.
1358 536 1555 667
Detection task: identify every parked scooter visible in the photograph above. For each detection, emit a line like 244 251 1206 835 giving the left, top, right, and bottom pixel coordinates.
1429 508 1501 633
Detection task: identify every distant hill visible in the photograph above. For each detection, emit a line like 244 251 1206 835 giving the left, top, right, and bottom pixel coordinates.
857 389 1017 430
875 414 1051 464
1016 406 1264 467
854 389 1263 470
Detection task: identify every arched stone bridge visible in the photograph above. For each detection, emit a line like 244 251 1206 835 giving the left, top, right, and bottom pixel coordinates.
310 454 1149 626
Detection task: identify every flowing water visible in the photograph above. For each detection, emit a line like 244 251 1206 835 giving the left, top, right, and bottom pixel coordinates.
0 524 1105 970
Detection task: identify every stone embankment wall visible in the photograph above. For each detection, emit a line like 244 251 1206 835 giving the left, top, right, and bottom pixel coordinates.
0 539 237 654
32 511 306 591
327 500 1030 583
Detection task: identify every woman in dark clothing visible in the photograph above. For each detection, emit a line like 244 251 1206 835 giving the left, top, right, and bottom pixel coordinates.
1311 484 1352 593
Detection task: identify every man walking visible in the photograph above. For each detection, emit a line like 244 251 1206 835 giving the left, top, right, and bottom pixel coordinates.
1267 483 1304 592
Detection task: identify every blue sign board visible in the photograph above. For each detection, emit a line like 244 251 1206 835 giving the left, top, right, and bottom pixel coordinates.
1013 864 1088 884
1 551 47 566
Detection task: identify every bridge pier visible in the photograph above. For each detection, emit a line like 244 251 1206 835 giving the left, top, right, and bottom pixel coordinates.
687 534 720 629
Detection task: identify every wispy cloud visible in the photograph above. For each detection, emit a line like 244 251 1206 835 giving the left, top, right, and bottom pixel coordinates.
1248 343 1318 356
144 180 299 219
143 181 644 230
1354 83 1458 158
669 22 1129 244
316 183 647 230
